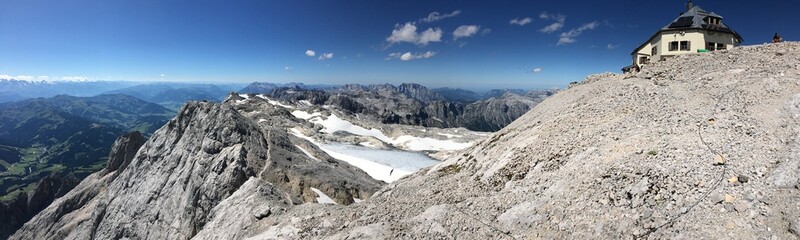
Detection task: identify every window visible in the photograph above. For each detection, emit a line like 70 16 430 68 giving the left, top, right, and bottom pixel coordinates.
651 46 657 56
704 17 721 25
669 41 690 51
706 42 727 51
639 56 649 65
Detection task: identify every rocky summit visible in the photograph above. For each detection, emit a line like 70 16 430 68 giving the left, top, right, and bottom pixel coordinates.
10 43 800 239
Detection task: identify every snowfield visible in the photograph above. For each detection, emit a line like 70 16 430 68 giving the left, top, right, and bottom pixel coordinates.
290 111 472 151
289 128 439 183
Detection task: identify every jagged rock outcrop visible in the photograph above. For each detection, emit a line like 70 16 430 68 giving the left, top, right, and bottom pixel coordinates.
0 173 79 239
248 43 800 239
396 83 446 103
103 131 146 174
11 102 381 239
455 92 546 131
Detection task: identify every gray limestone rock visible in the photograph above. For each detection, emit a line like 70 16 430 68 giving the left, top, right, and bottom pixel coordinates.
11 102 381 239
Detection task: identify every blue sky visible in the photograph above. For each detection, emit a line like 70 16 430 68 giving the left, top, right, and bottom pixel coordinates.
1 0 796 90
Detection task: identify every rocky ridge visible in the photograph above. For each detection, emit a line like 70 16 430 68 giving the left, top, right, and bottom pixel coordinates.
11 102 382 239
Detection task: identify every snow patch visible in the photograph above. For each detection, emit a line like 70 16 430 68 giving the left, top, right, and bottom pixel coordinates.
302 112 473 151
291 110 321 120
359 141 378 148
393 135 471 151
235 94 250 104
295 144 320 161
310 187 337 204
256 94 294 108
313 114 392 142
353 198 364 203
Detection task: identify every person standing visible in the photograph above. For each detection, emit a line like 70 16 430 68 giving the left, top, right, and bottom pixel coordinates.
773 33 783 43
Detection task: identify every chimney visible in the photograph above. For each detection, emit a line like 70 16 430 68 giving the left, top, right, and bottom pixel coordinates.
686 0 694 11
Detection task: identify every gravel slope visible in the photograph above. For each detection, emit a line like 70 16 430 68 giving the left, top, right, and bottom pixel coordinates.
264 42 800 239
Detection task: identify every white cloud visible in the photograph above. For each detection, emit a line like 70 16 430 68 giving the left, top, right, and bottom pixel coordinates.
557 21 599 45
539 12 566 33
386 51 437 61
160 73 165 77
387 23 418 43
420 10 461 23
607 43 619 49
305 50 316 57
38 76 49 81
285 66 293 71
318 53 334 60
531 67 543 73
509 17 532 26
386 22 442 46
418 27 443 45
0 75 35 81
453 25 480 40
481 28 491 35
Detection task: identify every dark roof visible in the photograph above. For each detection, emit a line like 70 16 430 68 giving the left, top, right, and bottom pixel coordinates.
661 5 743 42
631 4 744 55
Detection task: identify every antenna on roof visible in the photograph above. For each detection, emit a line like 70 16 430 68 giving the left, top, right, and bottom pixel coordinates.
686 0 694 11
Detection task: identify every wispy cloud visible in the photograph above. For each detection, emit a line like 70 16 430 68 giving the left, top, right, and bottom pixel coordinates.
557 21 599 45
318 53 334 60
539 12 566 33
305 50 316 57
420 10 461 23
1 75 93 82
386 51 437 61
607 43 619 49
386 22 442 46
284 66 293 71
453 25 480 40
509 17 532 26
0 75 34 81
531 67 543 73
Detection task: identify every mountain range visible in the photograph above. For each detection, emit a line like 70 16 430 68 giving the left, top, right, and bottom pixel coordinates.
248 83 555 132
